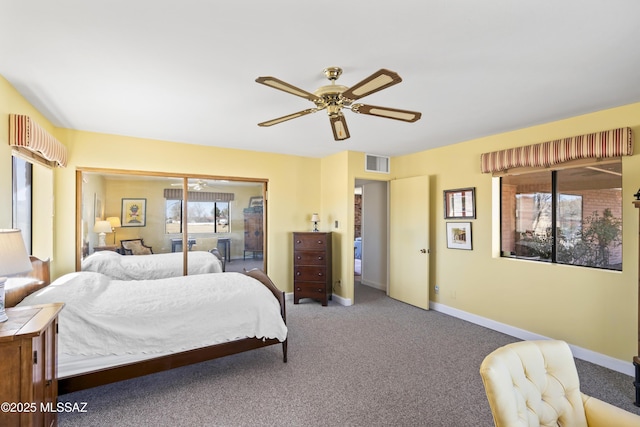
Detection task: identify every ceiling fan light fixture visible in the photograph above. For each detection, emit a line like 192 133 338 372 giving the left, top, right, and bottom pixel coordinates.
256 67 420 140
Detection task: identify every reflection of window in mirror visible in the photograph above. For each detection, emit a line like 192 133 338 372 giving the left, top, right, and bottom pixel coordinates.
165 199 230 233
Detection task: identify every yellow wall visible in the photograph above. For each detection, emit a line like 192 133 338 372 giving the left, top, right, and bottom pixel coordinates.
391 102 640 362
3 72 640 364
0 75 56 258
319 151 394 303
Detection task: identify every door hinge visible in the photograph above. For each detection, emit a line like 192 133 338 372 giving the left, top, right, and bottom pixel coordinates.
33 350 38 365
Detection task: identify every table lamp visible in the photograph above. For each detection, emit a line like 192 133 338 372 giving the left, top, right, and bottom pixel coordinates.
93 220 112 247
106 216 121 244
311 213 320 232
0 229 33 322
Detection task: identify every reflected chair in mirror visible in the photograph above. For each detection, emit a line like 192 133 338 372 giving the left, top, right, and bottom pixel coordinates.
120 238 153 255
480 340 640 427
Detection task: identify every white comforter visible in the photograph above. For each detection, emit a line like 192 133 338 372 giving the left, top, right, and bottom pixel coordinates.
81 250 222 280
18 271 287 357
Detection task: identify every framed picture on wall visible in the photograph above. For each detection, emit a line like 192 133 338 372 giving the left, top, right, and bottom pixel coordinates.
444 187 475 219
121 198 147 227
248 196 263 208
446 222 472 250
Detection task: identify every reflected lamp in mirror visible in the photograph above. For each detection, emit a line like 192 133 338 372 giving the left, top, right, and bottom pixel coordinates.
0 229 33 322
93 220 112 247
311 213 320 232
106 216 121 244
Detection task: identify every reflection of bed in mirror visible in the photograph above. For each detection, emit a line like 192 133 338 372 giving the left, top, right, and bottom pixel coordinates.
81 250 223 280
15 257 287 394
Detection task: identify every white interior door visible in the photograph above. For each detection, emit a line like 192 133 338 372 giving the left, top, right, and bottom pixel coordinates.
389 176 430 309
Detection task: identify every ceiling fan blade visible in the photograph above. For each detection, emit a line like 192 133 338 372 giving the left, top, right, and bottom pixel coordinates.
256 76 323 102
351 104 422 122
329 113 350 141
340 69 403 102
258 108 318 127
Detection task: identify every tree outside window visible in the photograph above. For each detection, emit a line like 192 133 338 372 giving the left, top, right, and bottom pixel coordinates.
501 162 622 271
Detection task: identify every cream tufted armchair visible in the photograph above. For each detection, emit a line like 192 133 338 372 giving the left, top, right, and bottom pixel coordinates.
479 340 640 427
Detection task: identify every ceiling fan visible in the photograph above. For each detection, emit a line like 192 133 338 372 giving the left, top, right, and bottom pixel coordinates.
255 67 422 141
171 180 208 191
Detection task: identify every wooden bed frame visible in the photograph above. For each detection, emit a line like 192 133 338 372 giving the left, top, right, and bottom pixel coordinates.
10 257 287 395
5 256 51 307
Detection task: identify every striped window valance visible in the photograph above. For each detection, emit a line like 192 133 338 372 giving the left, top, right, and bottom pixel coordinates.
8 114 67 168
480 127 633 174
163 189 234 202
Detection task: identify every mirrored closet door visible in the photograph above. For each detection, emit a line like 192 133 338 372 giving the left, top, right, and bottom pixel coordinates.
76 169 266 274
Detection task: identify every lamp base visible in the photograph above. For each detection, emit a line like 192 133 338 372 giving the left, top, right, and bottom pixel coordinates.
0 278 8 323
312 222 319 232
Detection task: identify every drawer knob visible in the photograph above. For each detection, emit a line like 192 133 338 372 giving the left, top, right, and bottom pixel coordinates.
318 272 323 276
296 272 301 276
317 240 322 244
296 240 301 244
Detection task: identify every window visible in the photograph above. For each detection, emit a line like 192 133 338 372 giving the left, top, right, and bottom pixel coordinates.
501 161 622 270
165 200 230 234
12 156 32 253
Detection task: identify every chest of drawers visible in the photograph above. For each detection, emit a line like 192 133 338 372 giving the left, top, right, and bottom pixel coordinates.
293 232 332 306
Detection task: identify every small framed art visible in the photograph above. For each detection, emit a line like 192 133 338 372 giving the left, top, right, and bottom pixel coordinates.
121 198 147 227
444 187 475 219
248 196 263 208
446 222 472 250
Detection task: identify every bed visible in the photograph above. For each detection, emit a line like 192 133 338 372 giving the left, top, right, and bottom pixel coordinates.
81 249 224 279
12 257 287 394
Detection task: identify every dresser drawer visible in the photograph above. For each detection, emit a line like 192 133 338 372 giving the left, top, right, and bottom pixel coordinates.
294 266 328 281
293 234 328 250
294 282 327 298
293 251 328 266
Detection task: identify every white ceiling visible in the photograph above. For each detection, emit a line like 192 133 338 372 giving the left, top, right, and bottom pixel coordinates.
2 1 640 158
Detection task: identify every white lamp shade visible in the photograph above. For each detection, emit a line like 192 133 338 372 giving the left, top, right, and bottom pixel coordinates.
0 229 32 276
106 216 121 228
310 213 320 222
93 220 113 233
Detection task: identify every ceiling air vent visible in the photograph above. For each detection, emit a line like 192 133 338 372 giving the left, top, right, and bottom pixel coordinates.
365 154 390 174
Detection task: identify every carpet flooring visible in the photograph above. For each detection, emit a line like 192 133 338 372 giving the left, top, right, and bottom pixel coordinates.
58 282 640 426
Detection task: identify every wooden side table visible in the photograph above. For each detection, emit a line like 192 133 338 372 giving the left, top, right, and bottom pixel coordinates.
0 303 64 427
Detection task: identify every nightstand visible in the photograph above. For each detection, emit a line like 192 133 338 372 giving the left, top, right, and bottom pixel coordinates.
0 303 64 427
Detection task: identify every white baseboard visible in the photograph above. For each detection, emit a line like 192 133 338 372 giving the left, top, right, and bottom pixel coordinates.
284 292 352 307
430 301 635 377
360 279 386 291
